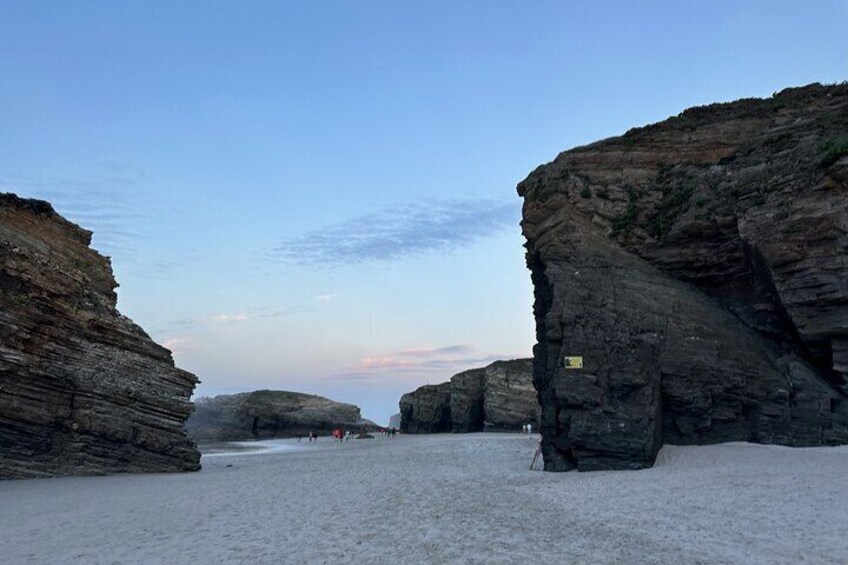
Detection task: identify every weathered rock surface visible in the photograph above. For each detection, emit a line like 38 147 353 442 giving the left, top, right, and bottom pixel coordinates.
449 367 487 432
0 193 200 479
399 382 452 434
186 390 378 441
482 360 541 430
518 83 848 471
399 359 540 433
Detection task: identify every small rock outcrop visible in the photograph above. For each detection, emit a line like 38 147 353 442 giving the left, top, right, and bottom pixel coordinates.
518 83 848 471
186 390 378 441
399 359 539 433
0 193 200 479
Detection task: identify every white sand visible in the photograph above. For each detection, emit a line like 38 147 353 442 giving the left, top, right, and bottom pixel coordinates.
1 434 846 564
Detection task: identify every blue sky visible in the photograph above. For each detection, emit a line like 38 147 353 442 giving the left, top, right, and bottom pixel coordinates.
1 1 846 424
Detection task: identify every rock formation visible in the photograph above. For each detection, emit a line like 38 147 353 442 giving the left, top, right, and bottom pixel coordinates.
0 193 200 479
399 359 539 433
186 390 378 441
518 83 848 471
399 382 453 434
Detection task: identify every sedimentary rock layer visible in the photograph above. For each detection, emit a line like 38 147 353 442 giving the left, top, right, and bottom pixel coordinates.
186 390 378 441
399 359 539 433
518 83 848 471
0 193 200 478
399 382 453 434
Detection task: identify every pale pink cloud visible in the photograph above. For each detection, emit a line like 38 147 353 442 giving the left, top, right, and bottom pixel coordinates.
360 356 415 369
162 337 196 354
338 347 529 385
355 345 527 373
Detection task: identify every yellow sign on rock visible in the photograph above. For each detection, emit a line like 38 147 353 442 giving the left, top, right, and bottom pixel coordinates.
564 356 583 369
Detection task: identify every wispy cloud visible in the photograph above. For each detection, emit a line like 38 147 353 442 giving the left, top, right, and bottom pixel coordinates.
147 259 185 276
352 344 524 373
241 305 313 319
213 312 249 323
161 337 196 354
271 198 518 266
360 356 415 369
326 346 528 384
0 167 196 280
357 354 511 371
399 344 471 358
315 294 335 302
358 344 471 370
151 304 310 334
0 170 145 258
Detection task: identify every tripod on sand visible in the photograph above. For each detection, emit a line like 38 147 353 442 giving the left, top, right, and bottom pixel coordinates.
530 437 542 470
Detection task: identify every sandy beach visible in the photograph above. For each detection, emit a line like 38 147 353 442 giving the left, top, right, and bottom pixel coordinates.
2 434 846 564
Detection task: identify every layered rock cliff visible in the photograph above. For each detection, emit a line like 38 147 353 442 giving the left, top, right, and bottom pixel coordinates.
518 83 848 471
186 390 378 441
399 382 453 434
399 359 540 433
0 193 200 478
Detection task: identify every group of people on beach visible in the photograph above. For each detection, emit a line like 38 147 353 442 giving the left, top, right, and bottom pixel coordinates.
295 427 399 442
331 429 352 442
521 423 534 434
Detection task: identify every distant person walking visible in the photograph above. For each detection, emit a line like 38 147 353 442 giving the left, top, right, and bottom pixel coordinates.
527 423 533 435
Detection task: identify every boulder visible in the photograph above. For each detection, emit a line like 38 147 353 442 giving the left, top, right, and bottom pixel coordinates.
186 390 377 441
518 83 848 471
0 193 200 478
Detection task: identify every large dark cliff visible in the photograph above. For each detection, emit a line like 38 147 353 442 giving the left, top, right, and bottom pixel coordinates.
518 83 848 471
0 193 200 478
400 359 540 433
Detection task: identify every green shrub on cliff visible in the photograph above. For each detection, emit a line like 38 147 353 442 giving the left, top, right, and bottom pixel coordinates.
820 136 848 167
